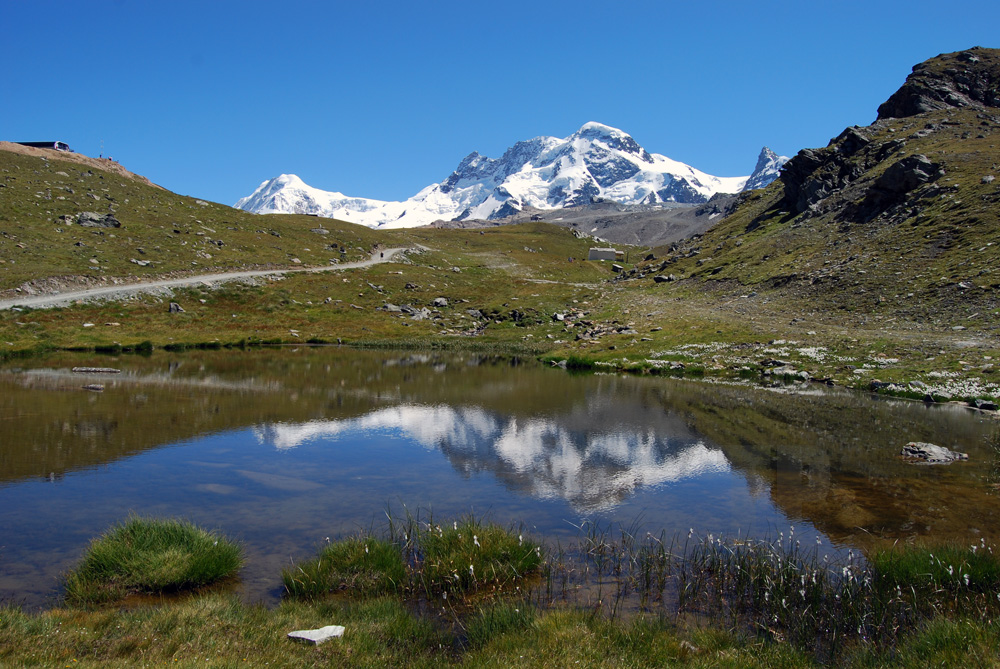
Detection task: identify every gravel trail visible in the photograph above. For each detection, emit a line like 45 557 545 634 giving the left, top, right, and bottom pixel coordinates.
0 247 414 310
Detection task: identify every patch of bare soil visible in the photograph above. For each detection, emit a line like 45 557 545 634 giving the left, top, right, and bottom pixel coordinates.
0 142 164 190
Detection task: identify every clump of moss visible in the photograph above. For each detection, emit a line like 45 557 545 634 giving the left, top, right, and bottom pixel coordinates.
63 516 243 604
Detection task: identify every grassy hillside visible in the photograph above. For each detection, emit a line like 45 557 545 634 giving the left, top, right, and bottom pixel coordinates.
0 142 386 289
559 48 1000 397
0 144 620 352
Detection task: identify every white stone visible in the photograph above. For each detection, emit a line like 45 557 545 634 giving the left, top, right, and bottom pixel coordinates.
287 625 345 644
901 441 968 464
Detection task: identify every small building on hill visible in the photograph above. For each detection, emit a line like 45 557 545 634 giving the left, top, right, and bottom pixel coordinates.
588 247 623 261
16 141 72 152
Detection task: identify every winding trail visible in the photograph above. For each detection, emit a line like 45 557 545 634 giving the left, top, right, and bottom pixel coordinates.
0 247 414 310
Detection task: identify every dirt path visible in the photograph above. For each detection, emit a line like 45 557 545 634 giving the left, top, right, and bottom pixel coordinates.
0 247 414 310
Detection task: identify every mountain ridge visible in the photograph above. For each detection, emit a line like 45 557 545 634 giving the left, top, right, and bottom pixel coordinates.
235 122 787 228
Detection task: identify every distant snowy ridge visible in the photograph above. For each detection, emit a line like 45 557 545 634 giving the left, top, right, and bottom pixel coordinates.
235 122 787 229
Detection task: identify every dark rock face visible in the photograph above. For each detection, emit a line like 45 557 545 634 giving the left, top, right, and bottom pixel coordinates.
873 154 943 194
877 47 1000 120
584 146 641 188
656 178 705 204
777 128 873 216
489 199 523 220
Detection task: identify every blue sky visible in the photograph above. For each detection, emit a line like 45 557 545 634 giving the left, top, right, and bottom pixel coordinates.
3 1 997 205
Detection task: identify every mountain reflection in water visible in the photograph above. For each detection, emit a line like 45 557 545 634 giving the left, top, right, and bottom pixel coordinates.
1 348 997 610
254 406 731 512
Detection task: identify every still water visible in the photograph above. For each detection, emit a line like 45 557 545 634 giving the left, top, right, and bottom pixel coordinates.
1 348 997 609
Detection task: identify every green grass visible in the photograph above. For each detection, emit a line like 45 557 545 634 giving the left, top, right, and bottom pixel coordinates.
416 517 544 596
282 536 407 599
63 516 243 604
282 515 545 602
463 599 536 648
870 541 1000 600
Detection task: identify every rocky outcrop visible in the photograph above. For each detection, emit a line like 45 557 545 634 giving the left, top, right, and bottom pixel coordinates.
758 48 997 229
774 126 874 217
878 47 1000 120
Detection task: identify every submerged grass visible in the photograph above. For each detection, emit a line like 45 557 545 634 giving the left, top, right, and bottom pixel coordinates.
63 516 243 605
539 522 1000 663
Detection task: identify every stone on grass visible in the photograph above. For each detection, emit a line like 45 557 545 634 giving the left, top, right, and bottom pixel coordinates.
901 441 968 464
287 625 345 645
77 212 121 228
169 302 185 313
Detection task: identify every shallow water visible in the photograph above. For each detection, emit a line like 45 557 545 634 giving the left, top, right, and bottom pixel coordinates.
1 347 996 609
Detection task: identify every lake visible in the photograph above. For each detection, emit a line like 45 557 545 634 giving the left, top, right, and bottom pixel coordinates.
1 347 997 609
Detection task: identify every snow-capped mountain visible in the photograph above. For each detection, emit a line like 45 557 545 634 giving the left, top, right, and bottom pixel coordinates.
235 122 787 229
742 147 790 192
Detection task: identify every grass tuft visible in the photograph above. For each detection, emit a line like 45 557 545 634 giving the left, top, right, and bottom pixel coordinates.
417 517 544 596
63 516 243 604
282 536 406 599
463 599 535 648
282 514 544 602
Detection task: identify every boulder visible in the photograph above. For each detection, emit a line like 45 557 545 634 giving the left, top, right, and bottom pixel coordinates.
169 302 185 313
873 155 943 195
900 441 968 464
401 305 431 320
431 297 449 308
77 211 122 228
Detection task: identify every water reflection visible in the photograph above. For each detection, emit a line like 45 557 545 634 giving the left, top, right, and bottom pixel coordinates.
1 348 997 610
254 407 731 512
